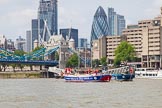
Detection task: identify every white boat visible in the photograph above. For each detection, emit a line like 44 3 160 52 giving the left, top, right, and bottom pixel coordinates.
135 68 162 79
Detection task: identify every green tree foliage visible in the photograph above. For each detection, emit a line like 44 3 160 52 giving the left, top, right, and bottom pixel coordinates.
114 41 135 66
31 46 45 70
14 50 26 56
10 64 16 72
32 46 44 52
0 63 8 72
66 53 78 68
100 57 107 66
54 51 59 61
11 50 26 71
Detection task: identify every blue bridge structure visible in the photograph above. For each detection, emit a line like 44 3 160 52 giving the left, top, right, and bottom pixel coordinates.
0 45 91 67
0 46 60 66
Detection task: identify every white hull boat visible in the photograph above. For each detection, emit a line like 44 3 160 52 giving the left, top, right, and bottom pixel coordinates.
135 68 162 79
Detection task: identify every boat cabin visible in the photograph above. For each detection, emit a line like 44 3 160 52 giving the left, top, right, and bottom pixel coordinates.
135 68 158 77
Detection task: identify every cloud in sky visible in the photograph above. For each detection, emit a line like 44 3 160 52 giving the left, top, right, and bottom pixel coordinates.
0 0 162 41
0 8 37 40
143 0 162 18
0 0 38 40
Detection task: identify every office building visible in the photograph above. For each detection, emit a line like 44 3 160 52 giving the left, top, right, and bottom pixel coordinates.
6 39 15 51
108 7 125 35
15 36 26 51
122 25 142 58
31 19 39 49
60 28 78 48
26 31 32 52
91 6 109 41
0 35 7 49
78 38 87 48
92 7 162 68
92 35 125 61
38 0 58 42
0 35 15 51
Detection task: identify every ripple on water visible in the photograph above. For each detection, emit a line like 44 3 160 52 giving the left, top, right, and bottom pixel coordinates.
0 79 161 108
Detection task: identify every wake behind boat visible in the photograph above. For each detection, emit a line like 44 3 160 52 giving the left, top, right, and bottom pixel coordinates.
64 68 111 82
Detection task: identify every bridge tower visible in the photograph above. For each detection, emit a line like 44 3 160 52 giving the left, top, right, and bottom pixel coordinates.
59 40 69 69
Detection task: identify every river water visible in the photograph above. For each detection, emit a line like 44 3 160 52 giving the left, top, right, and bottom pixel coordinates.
0 78 161 108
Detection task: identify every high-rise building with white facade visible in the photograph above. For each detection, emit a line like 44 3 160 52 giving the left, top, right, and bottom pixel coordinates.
0 35 15 51
0 35 6 49
15 36 26 51
7 39 15 51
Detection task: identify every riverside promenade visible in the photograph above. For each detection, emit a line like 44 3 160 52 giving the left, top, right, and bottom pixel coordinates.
0 72 41 79
0 66 49 79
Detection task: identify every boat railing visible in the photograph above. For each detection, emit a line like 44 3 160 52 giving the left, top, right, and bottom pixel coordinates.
135 68 159 73
103 66 130 75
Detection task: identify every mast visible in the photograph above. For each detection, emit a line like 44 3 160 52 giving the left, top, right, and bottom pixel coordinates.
85 41 87 68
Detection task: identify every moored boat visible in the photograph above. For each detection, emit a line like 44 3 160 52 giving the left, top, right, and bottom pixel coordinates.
105 66 135 81
111 73 135 81
135 68 162 79
64 68 111 82
64 74 111 82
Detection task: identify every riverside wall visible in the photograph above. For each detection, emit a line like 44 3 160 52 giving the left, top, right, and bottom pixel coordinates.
0 72 42 79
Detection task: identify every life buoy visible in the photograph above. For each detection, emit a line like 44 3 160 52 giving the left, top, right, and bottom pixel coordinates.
130 67 133 74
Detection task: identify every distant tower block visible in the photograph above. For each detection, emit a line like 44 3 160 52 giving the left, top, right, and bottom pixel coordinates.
34 40 39 49
69 38 75 50
161 7 162 15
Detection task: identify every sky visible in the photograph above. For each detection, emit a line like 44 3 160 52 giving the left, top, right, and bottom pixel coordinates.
0 0 162 41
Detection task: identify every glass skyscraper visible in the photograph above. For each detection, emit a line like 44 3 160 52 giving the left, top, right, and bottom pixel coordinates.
60 28 78 48
38 0 58 41
26 30 32 52
78 38 87 48
108 7 125 36
91 6 109 41
31 19 38 49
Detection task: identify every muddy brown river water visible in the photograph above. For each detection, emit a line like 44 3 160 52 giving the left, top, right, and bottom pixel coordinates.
0 78 161 108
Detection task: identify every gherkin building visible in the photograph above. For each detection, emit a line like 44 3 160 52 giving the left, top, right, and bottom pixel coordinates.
91 6 109 41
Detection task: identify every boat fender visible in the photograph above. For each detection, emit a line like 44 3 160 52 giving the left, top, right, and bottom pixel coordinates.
130 68 133 74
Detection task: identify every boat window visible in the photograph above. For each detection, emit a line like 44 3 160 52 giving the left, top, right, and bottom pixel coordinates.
146 74 148 76
149 74 152 76
143 74 145 76
136 69 139 71
136 68 145 71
